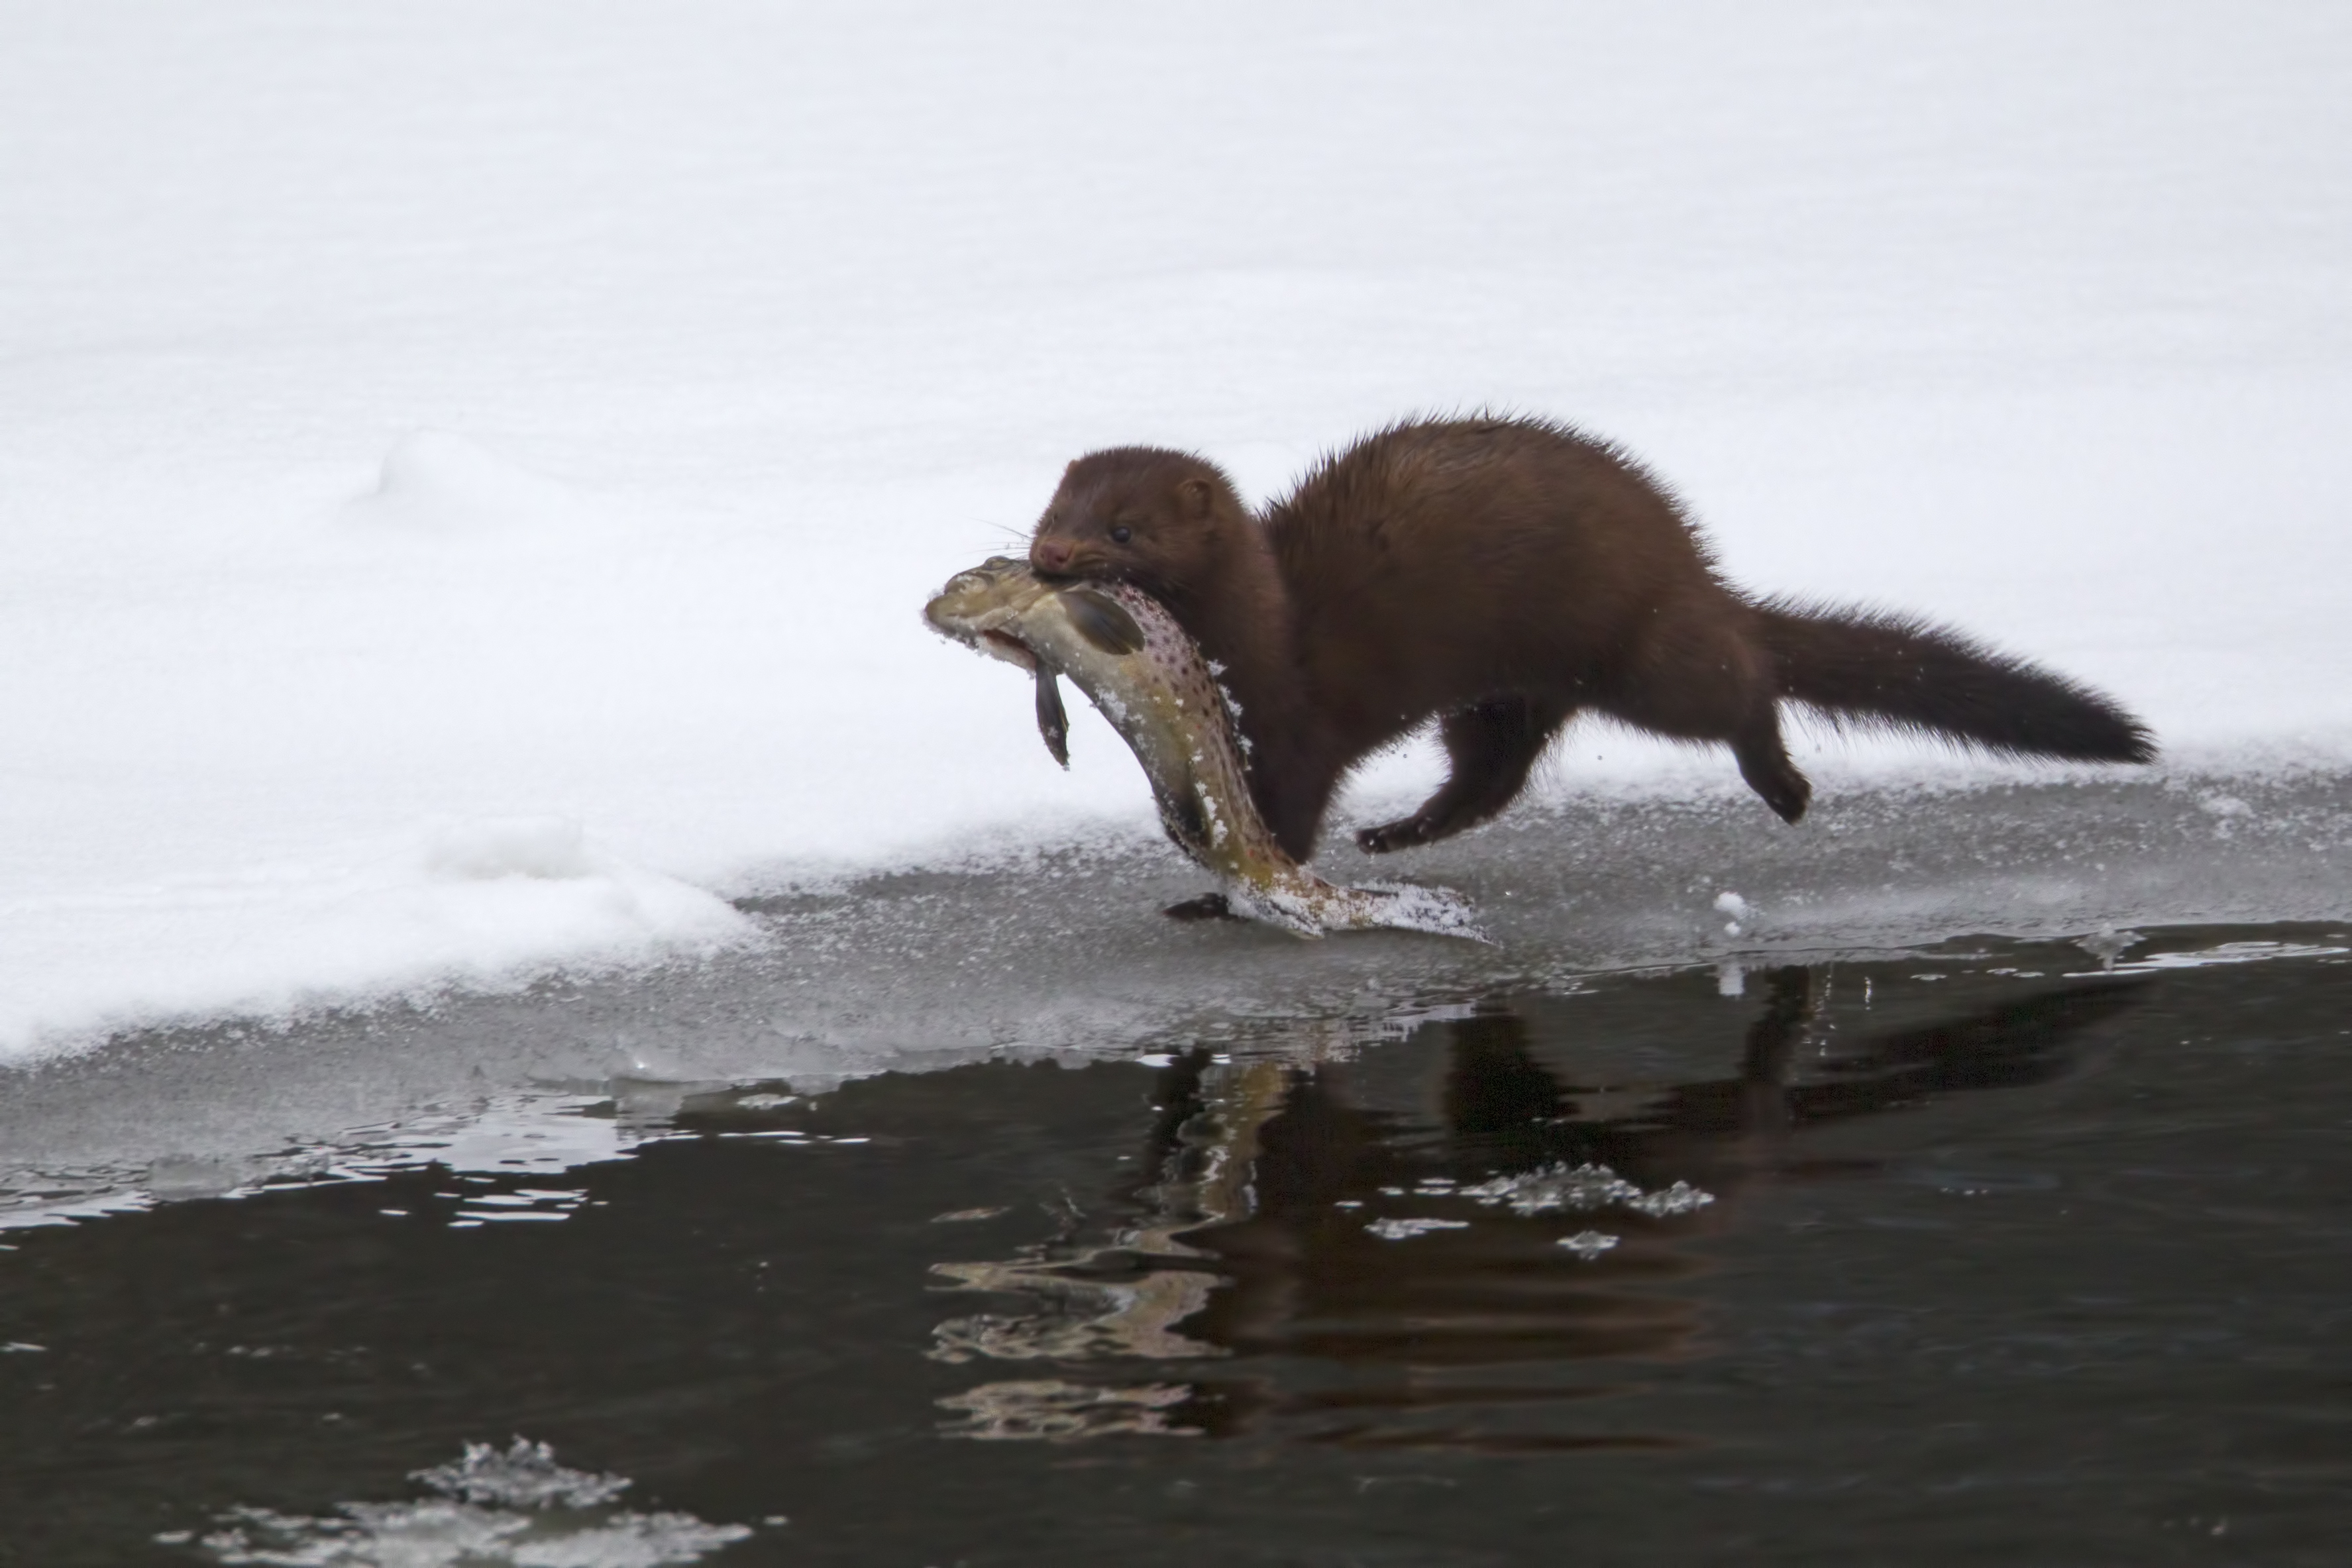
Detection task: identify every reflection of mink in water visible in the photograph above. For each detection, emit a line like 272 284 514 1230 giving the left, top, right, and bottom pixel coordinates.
1146 970 2145 1445
1028 417 2155 862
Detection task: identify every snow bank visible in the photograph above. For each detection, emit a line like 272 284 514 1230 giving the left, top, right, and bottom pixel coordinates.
0 815 751 1055
1 2 2347 1059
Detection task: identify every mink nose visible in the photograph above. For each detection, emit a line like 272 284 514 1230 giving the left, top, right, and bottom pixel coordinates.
1032 537 1074 574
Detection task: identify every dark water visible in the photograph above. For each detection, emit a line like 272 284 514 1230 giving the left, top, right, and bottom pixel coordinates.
3 925 2349 1566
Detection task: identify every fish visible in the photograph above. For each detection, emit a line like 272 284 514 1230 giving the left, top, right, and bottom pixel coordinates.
924 555 1479 939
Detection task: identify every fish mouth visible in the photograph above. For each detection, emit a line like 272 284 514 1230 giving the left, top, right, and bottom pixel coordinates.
979 627 1042 673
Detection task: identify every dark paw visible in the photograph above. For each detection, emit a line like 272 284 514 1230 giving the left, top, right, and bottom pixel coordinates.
1356 816 1436 855
1162 892 1239 921
1762 779 1811 824
1738 755 1814 825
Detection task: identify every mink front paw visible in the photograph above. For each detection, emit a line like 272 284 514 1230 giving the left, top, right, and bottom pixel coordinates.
1162 892 1240 921
1355 816 1436 854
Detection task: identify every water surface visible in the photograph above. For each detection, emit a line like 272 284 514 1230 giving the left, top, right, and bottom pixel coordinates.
4 925 2347 1564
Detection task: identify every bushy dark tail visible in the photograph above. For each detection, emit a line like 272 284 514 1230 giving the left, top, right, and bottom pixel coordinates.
1754 600 2156 763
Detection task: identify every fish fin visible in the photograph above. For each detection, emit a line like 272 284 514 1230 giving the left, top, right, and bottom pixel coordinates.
1160 790 1209 853
1034 667 1070 768
1059 588 1148 655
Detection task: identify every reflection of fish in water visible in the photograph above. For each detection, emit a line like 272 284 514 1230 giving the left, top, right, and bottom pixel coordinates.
926 1057 1293 1442
924 556 1477 938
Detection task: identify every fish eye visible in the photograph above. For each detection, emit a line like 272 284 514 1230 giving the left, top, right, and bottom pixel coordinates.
1109 525 1132 545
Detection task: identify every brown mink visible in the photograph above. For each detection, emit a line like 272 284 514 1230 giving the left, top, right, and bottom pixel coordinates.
1026 416 2154 862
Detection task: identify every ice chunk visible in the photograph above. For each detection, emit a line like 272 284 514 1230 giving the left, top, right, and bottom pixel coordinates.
1463 1163 1716 1222
1623 1180 1717 1218
1462 1163 1642 1216
1365 1217 1471 1240
186 1437 752 1565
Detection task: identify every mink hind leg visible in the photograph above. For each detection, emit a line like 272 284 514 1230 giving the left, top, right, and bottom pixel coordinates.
1357 697 1577 853
1597 617 1813 824
1729 707 1812 823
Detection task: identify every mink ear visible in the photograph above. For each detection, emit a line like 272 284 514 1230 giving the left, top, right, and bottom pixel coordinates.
1177 478 1214 518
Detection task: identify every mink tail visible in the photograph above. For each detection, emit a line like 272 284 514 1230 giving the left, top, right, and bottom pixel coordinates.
1753 600 2157 764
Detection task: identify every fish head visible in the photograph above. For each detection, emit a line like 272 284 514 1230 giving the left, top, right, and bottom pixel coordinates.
924 556 1053 670
929 557 1165 675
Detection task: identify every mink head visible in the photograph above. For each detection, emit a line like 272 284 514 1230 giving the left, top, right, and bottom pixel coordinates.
1028 446 1246 599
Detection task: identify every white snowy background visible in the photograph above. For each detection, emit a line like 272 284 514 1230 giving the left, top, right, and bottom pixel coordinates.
4 1 2347 1058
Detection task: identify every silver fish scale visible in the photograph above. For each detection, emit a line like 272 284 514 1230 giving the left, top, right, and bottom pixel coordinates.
1100 582 1285 866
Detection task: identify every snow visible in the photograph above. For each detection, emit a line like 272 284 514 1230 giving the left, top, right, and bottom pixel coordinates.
3 2 2349 1061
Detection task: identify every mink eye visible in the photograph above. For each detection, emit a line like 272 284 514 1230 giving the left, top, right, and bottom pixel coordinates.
1109 525 1132 545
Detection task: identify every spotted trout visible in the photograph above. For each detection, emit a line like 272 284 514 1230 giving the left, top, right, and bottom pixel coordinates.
924 556 1478 938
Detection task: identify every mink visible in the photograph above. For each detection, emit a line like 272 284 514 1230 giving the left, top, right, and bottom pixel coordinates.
1026 416 2154 862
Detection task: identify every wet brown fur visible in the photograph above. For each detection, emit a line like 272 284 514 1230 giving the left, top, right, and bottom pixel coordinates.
1028 416 2155 862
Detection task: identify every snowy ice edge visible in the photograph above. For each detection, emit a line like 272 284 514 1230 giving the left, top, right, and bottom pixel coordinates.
716 746 2352 899
5 756 2346 1071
